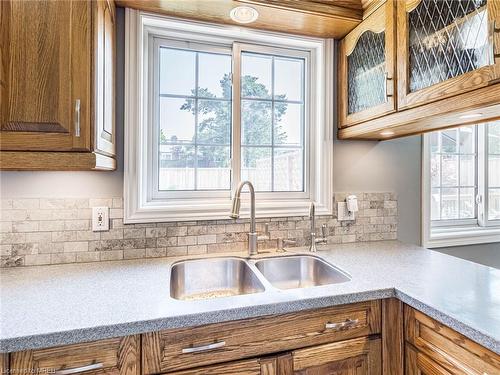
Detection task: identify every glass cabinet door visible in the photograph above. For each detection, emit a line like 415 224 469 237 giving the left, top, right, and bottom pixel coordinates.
338 1 396 127
397 0 500 109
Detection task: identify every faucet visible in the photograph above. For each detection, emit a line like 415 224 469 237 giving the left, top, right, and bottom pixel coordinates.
309 202 327 252
230 181 269 256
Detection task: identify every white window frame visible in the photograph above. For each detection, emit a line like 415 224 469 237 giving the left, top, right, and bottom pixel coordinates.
422 124 500 248
124 10 334 223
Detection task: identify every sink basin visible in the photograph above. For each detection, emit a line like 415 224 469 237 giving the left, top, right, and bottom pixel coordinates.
170 257 265 300
254 255 350 290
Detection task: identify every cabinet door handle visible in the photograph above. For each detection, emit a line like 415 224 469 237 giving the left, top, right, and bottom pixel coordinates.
55 363 103 375
74 99 81 137
493 20 500 60
325 318 359 331
181 341 226 354
384 72 393 98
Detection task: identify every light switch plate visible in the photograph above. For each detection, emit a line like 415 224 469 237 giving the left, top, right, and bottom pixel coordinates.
92 206 109 231
337 202 355 221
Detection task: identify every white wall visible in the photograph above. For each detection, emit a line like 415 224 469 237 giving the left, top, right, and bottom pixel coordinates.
1 8 497 266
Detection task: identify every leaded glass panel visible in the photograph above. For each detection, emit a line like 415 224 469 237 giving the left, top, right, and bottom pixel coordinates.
408 0 490 92
347 31 386 114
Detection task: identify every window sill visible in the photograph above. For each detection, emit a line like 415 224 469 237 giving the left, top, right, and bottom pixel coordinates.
124 197 331 224
425 226 500 248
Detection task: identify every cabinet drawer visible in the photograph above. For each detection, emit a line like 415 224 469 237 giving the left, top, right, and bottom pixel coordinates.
404 306 500 375
10 336 140 375
142 300 381 373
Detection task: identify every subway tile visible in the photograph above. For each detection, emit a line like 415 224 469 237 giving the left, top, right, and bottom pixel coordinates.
63 241 88 253
100 250 124 261
12 221 39 233
124 248 146 259
12 243 38 255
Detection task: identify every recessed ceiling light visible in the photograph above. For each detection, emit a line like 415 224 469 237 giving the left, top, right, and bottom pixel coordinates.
380 130 395 137
230 6 259 24
459 113 483 119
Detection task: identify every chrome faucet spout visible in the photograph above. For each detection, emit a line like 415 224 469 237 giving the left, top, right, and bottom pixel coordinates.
230 181 257 255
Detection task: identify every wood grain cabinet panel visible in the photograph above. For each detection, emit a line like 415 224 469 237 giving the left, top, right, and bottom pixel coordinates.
0 0 116 170
142 301 381 373
166 356 279 375
338 0 396 127
404 305 500 375
405 345 453 375
0 0 91 151
284 336 381 374
10 336 140 375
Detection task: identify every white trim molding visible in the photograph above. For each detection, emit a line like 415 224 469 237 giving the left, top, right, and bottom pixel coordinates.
124 10 334 223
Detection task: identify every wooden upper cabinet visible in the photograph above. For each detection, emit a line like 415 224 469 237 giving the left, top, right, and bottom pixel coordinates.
94 0 116 157
338 0 396 127
0 0 92 151
397 0 500 110
0 0 116 170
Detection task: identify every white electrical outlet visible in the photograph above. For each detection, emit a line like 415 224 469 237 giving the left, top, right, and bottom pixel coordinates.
92 206 109 231
337 202 356 221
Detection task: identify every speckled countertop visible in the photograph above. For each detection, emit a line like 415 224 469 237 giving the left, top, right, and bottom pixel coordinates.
1 241 499 354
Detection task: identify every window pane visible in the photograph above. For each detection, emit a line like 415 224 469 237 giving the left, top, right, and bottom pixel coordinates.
459 126 475 154
441 155 458 186
441 129 458 153
489 189 500 220
241 147 272 191
274 57 303 101
198 53 232 99
159 97 195 144
197 146 231 190
430 131 440 153
241 53 272 99
159 145 195 190
488 122 500 154
441 188 458 220
241 100 272 145
430 154 440 187
460 155 475 186
159 48 195 96
489 155 500 188
459 187 475 219
197 100 231 145
431 188 441 220
274 103 302 146
274 148 303 191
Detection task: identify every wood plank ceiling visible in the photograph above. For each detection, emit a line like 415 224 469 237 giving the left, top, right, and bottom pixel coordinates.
115 0 380 38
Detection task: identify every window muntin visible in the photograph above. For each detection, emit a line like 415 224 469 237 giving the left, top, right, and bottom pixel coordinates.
240 52 305 192
157 46 232 191
430 126 477 222
487 122 500 220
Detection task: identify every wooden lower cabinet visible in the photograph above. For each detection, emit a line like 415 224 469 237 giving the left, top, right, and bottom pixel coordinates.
9 336 140 375
166 356 279 375
166 337 381 375
405 345 451 375
404 305 500 375
283 336 381 374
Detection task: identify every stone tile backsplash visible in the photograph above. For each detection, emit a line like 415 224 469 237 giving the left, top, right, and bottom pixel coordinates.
0 193 397 267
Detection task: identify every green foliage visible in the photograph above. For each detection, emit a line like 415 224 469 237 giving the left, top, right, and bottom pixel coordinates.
160 74 289 168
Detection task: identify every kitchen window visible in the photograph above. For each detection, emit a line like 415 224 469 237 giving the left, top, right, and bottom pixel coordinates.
124 11 333 223
422 121 500 247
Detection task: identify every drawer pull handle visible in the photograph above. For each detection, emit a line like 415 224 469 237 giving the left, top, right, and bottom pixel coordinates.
55 363 104 375
325 318 359 331
181 341 226 354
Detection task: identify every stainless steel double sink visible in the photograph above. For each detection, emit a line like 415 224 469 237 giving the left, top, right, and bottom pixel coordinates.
170 255 351 301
